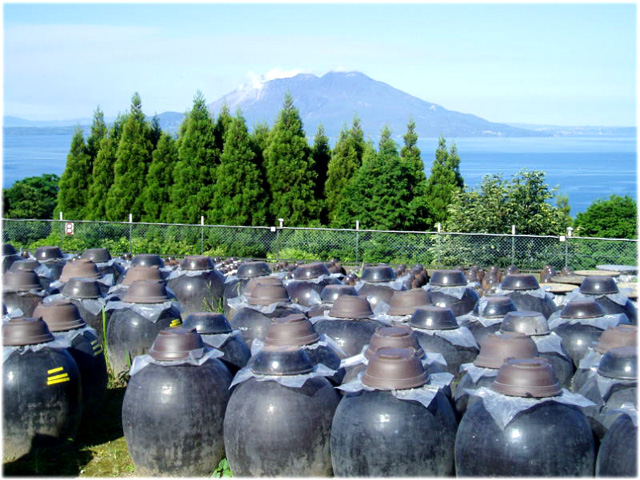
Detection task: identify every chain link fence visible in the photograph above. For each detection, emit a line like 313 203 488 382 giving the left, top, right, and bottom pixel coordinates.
2 218 637 270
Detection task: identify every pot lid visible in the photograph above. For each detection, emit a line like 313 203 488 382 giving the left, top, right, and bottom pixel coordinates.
35 246 64 262
247 283 290 306
410 306 459 330
244 276 284 299
9 259 40 272
292 262 330 280
131 254 165 268
182 312 232 335
265 314 320 347
365 325 425 360
180 255 215 271
387 288 432 316
237 261 271 279
3 317 55 346
474 332 539 369
580 276 619 295
251 345 314 376
560 300 605 319
500 311 550 336
491 357 562 398
430 270 468 287
597 347 637 380
149 327 204 361
362 347 429 390
62 278 102 299
3 243 17 256
122 265 164 286
361 265 397 284
81 248 112 263
122 280 172 304
595 325 638 354
500 274 540 291
60 259 101 282
3 271 41 292
320 284 357 303
329 295 373 319
33 300 86 332
473 296 517 318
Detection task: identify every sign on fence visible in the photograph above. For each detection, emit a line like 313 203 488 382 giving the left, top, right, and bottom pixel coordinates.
65 222 74 236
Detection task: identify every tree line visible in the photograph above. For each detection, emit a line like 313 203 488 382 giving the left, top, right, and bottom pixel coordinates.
3 91 637 238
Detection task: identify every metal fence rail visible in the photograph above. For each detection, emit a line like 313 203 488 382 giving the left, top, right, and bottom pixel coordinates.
2 218 637 270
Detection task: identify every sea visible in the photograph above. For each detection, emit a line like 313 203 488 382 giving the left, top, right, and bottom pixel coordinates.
2 132 637 216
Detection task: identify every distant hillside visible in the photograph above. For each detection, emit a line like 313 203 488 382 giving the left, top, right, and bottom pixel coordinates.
208 71 543 139
509 123 637 137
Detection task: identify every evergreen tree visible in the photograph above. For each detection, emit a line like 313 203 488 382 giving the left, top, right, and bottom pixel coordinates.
105 93 153 221
401 119 432 227
333 126 427 230
311 125 331 223
213 104 233 156
55 128 92 219
263 94 319 226
141 132 178 222
425 136 464 224
325 117 366 225
86 115 125 220
210 112 268 225
149 115 162 149
168 91 218 224
86 106 107 161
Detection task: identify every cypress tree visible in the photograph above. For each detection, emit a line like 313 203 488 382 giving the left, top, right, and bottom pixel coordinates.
86 106 107 162
105 92 153 221
263 93 319 226
311 125 331 223
425 136 464 224
85 115 125 220
210 112 268 225
401 119 432 228
213 104 233 156
149 115 162 150
168 91 218 224
141 132 178 222
55 128 91 219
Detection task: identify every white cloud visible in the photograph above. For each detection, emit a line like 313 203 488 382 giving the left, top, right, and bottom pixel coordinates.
242 68 313 91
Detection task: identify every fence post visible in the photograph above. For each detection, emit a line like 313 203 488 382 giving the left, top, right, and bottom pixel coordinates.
436 223 442 267
128 214 133 254
59 212 64 248
566 227 573 268
200 216 205 255
277 218 284 259
355 220 360 263
511 225 516 266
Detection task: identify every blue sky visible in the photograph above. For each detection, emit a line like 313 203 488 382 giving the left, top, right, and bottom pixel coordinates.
3 3 637 126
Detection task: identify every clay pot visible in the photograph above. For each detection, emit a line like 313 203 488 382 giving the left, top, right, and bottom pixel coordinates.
120 265 164 286
358 282 407 309
131 254 164 268
579 276 637 324
167 259 225 315
387 289 432 316
331 348 457 476
430 270 468 287
596 412 638 476
2 271 44 316
500 274 558 319
122 328 232 476
361 265 397 283
224 346 340 476
59 258 102 283
307 285 358 318
81 248 124 281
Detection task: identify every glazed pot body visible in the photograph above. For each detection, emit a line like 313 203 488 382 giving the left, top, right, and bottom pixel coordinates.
591 296 637 325
331 389 457 476
229 306 300 347
580 377 637 439
122 360 232 476
358 283 406 309
201 333 251 375
224 376 340 476
503 291 558 319
596 413 638 477
455 400 595 476
222 277 250 318
428 288 479 317
306 344 345 385
167 270 225 315
453 371 495 418
64 298 108 344
96 262 124 283
413 330 479 378
465 320 502 347
2 254 22 273
3 347 82 460
286 278 341 307
313 318 385 358
3 292 43 317
106 305 182 375
59 328 108 418
538 351 575 389
552 322 606 367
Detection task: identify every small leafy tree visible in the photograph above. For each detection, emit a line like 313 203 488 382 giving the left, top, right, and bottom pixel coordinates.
574 195 637 239
3 174 60 219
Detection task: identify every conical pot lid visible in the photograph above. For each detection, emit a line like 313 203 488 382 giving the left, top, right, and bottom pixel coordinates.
361 265 397 283
251 345 314 376
265 314 320 347
244 276 284 299
409 306 459 330
362 347 429 390
122 265 164 285
473 296 517 318
9 259 40 272
430 270 468 287
329 295 373 319
131 254 165 268
60 259 101 282
500 311 550 336
237 261 271 279
149 327 204 361
180 255 214 271
474 332 539 369
3 271 41 291
560 300 605 319
81 248 112 263
292 262 330 280
320 284 357 303
595 325 638 354
35 246 64 262
597 346 637 380
122 280 172 304
580 276 619 295
247 283 290 306
33 300 86 332
387 288 432 316
182 312 232 335
500 274 540 291
3 317 55 346
365 325 425 359
62 278 102 299
491 357 562 398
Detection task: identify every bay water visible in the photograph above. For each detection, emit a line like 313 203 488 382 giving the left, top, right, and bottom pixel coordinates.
2 131 636 216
